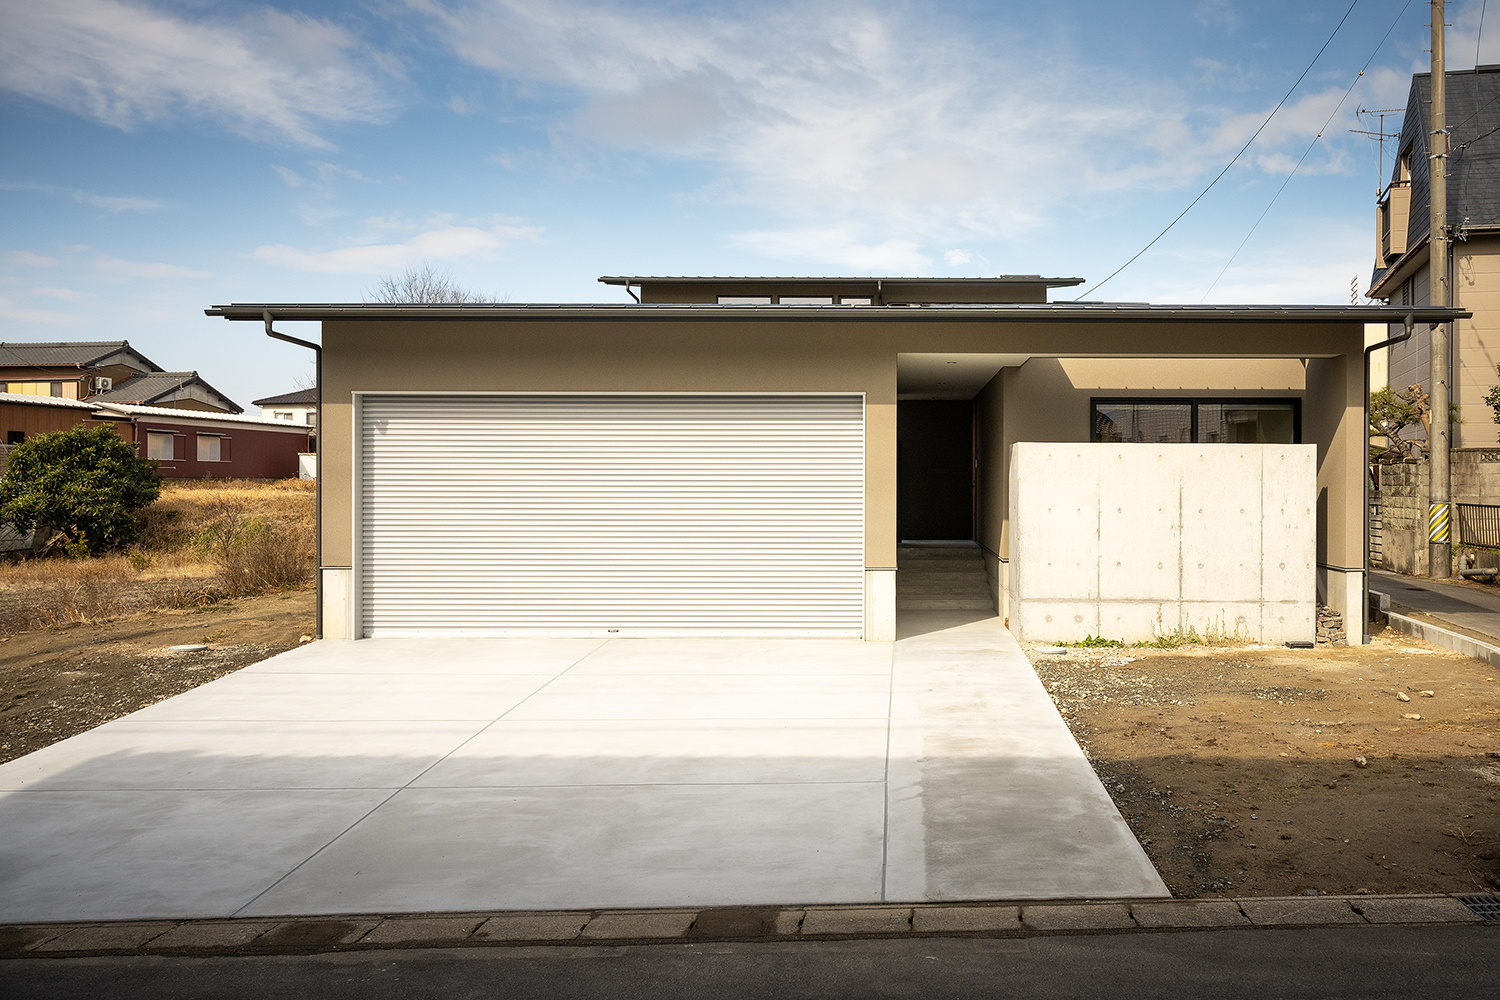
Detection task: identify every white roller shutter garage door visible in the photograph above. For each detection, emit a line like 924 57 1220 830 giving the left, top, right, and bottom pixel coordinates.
357 394 865 636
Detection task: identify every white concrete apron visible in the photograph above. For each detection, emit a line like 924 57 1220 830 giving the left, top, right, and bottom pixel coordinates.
0 619 1165 922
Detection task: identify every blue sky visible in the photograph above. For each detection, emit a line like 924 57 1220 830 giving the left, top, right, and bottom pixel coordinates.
0 0 1488 407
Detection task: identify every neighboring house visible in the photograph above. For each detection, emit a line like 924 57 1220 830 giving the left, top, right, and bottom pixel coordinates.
0 340 242 414
0 392 310 480
252 388 317 432
213 277 1460 644
0 340 162 401
1368 65 1500 446
92 371 241 414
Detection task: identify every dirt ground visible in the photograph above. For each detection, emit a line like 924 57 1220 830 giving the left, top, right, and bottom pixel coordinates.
0 589 315 766
1028 628 1500 898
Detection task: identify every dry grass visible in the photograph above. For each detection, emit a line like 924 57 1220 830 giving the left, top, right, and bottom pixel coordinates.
0 479 314 633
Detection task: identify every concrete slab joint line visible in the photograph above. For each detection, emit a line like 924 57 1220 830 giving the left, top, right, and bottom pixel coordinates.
473 912 591 942
358 915 488 946
578 910 697 941
1020 903 1136 932
1350 896 1486 925
799 906 914 936
1236 896 1367 926
1129 900 1250 929
910 905 1023 934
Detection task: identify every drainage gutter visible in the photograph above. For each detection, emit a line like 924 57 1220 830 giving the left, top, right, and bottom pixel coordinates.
263 311 323 640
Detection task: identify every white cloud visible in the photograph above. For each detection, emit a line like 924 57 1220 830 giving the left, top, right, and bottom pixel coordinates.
409 1 1369 269
253 220 543 274
6 251 59 267
0 180 164 212
90 253 211 280
30 287 95 302
730 227 930 272
273 160 369 196
1194 0 1240 30
945 249 973 266
0 0 403 147
0 297 80 325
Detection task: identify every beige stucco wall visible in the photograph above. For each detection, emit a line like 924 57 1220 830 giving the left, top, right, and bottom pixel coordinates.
1378 237 1500 450
318 316 1367 634
1455 236 1500 448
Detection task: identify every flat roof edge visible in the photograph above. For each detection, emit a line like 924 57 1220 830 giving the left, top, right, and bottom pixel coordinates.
596 275 1087 287
210 303 1471 322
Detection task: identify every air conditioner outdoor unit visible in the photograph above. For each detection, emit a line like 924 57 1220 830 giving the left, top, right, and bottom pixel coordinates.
92 377 112 392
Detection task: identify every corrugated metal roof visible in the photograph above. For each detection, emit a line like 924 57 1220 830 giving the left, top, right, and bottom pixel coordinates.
251 388 317 406
0 391 309 429
0 391 95 409
92 372 242 413
211 302 1469 322
0 340 160 370
91 401 312 429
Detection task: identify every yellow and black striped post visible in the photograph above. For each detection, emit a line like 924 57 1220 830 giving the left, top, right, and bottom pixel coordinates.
1429 502 1451 546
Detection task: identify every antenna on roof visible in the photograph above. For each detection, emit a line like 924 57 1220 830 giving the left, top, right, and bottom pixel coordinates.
1352 107 1404 198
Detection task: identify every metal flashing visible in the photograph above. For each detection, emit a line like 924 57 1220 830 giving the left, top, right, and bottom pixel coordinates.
211 303 1470 323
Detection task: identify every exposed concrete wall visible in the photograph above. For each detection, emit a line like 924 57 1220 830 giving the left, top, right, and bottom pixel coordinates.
1008 443 1316 644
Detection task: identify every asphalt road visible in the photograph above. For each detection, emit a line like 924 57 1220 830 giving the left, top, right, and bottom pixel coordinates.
3 925 1494 999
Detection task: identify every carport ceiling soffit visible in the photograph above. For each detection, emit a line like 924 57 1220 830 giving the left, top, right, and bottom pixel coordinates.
898 354 1031 400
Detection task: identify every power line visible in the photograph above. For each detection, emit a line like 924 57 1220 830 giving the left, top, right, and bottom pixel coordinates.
1075 0 1361 300
1200 0 1415 301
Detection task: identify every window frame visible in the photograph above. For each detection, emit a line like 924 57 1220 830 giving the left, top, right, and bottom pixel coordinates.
1089 397 1301 445
196 433 223 462
146 431 175 461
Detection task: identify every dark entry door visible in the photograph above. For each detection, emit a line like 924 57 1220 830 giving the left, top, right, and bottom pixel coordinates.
897 400 974 540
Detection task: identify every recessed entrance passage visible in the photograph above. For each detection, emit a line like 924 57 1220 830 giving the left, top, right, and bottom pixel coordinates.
897 400 974 541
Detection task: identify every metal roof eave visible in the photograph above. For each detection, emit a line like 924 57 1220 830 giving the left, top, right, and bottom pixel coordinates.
596 274 1087 287
209 303 1470 323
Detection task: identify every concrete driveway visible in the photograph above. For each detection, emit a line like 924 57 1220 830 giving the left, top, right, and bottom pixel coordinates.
0 614 1165 922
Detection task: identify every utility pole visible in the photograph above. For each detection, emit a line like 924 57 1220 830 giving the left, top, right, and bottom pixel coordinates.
1430 0 1452 579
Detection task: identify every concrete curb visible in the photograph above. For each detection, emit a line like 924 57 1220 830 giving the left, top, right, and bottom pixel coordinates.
1 895 1491 959
1382 607 1500 669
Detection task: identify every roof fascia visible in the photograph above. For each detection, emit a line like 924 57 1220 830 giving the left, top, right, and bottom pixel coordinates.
211 304 1471 323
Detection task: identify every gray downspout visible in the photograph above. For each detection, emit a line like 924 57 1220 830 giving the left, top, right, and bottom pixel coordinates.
263 311 324 640
1363 313 1414 643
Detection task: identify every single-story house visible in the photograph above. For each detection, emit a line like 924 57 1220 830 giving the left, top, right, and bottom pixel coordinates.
0 392 311 480
208 277 1465 643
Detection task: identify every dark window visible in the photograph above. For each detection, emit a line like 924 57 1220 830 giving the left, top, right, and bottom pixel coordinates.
6 431 23 445
1093 401 1192 443
49 382 62 397
1091 399 1299 444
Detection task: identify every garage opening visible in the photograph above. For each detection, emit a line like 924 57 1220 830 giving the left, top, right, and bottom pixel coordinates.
356 394 866 637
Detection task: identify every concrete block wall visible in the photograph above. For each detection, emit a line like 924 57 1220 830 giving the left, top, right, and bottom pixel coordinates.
1008 443 1316 644
1376 450 1500 575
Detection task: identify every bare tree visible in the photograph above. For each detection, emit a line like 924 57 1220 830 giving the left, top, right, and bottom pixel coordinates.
365 262 494 303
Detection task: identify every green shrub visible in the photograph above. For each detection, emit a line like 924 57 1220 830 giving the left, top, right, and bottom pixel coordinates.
0 425 161 555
